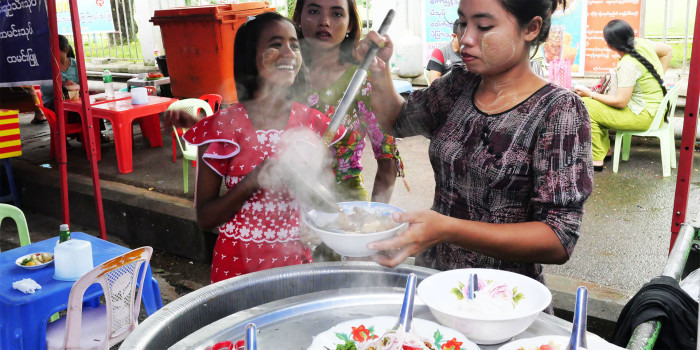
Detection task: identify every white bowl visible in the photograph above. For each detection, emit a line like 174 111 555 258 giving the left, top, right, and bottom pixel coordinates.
302 201 407 257
417 268 552 345
15 252 54 270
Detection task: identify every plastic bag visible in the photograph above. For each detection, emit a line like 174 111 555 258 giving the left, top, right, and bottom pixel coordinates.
680 267 700 302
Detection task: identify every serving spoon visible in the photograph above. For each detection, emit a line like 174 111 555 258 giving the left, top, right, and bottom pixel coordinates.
393 273 417 333
565 286 588 350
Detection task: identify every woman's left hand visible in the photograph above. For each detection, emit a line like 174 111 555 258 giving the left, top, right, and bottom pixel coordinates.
368 209 447 267
573 85 593 98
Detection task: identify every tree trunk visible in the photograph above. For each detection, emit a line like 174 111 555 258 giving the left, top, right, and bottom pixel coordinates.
108 0 137 46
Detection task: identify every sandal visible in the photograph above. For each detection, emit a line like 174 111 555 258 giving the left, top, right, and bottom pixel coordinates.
31 118 47 124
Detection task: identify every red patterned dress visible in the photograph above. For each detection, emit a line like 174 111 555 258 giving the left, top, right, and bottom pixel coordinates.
183 102 344 283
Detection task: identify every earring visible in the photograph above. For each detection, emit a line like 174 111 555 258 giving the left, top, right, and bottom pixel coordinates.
346 33 349 38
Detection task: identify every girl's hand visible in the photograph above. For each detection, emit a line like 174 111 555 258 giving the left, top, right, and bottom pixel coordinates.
368 209 448 267
164 109 200 130
355 31 393 74
64 80 77 87
573 85 593 98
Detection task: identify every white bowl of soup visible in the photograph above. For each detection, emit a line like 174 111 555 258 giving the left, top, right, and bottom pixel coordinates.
417 268 552 345
302 201 407 257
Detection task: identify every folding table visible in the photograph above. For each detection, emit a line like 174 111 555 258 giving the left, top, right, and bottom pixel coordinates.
0 232 163 350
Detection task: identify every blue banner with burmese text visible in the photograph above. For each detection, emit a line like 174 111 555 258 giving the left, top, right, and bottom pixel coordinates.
0 0 52 87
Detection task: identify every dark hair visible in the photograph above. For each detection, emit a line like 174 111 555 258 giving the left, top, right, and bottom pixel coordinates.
58 35 75 59
233 12 308 101
292 0 361 65
452 19 460 35
604 19 666 95
497 0 566 52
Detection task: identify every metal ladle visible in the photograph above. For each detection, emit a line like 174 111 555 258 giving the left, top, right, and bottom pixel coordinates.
393 273 417 333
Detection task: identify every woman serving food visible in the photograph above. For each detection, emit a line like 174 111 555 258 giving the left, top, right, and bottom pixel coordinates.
356 0 592 283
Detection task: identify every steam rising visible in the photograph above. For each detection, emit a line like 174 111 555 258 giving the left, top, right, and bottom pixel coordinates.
257 128 337 210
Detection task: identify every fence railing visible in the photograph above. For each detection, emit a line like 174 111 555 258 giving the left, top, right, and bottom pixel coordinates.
65 0 142 63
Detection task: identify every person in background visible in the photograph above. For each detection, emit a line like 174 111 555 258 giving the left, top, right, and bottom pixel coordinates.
38 35 78 121
426 20 463 84
292 0 403 204
354 0 592 287
178 12 344 283
574 19 672 171
37 35 110 142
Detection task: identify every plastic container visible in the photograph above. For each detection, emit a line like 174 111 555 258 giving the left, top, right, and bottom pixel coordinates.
102 69 114 97
151 2 275 104
394 34 424 78
54 239 93 281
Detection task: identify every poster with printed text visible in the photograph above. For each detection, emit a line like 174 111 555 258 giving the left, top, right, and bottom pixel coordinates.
423 0 459 67
0 0 52 87
56 0 115 34
584 0 642 72
546 0 588 77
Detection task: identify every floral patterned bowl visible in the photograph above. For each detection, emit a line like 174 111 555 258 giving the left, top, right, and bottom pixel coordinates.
417 268 552 345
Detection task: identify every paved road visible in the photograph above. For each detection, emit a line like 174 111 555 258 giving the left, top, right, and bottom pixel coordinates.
359 134 700 295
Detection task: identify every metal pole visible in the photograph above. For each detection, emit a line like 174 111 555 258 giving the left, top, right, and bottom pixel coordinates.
684 0 691 71
68 0 108 239
46 0 70 226
663 0 669 43
626 223 696 348
670 0 700 249
120 0 133 61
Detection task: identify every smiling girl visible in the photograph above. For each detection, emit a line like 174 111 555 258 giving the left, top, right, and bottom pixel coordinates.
358 0 593 285
182 13 344 282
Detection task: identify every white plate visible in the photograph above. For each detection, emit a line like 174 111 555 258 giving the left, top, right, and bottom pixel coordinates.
498 335 624 350
15 252 54 270
308 316 480 350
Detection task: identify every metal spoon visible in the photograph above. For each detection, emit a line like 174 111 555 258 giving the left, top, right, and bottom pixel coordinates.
393 273 417 333
565 286 588 350
245 323 257 350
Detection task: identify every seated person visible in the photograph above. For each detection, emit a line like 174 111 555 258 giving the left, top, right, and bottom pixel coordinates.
39 35 109 142
426 20 462 84
574 19 672 171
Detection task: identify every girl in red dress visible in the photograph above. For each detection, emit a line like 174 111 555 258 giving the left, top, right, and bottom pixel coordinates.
182 12 344 283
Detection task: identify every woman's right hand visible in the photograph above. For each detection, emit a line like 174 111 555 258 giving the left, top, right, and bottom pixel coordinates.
355 31 394 74
163 109 200 130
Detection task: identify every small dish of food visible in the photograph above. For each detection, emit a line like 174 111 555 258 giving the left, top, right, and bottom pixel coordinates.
15 252 54 270
302 201 407 257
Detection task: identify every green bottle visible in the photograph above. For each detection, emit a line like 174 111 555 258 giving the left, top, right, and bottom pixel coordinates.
59 224 71 243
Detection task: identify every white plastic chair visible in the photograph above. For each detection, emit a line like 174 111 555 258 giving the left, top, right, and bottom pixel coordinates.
45 246 153 350
167 99 214 193
612 84 681 177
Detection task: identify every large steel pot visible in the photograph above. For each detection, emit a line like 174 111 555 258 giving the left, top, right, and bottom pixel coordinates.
120 262 436 349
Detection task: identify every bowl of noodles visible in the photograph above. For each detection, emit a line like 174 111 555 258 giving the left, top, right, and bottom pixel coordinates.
302 201 407 257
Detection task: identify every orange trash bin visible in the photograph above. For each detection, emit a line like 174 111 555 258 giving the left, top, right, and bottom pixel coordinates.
151 2 275 105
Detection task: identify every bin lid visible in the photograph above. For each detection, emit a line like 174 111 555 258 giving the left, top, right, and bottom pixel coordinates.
151 2 270 23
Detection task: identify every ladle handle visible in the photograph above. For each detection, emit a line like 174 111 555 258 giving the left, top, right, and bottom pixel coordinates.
245 323 257 350
566 286 588 350
322 9 395 146
396 273 417 333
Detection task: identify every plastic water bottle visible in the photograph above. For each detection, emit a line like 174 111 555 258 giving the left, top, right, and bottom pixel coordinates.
102 69 114 97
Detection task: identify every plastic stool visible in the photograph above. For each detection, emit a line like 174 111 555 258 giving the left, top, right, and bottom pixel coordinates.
0 159 20 207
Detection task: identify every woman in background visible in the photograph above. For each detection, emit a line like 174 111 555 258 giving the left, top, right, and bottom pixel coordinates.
574 19 672 171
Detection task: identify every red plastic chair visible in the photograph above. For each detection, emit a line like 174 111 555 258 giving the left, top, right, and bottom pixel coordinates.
39 106 100 161
198 94 222 114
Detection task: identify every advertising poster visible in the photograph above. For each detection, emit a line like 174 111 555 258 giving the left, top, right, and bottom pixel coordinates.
545 0 587 76
0 0 52 87
56 0 115 34
423 0 459 66
584 0 642 72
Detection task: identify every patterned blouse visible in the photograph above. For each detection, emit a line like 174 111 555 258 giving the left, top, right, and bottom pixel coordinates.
395 64 593 281
305 65 403 182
